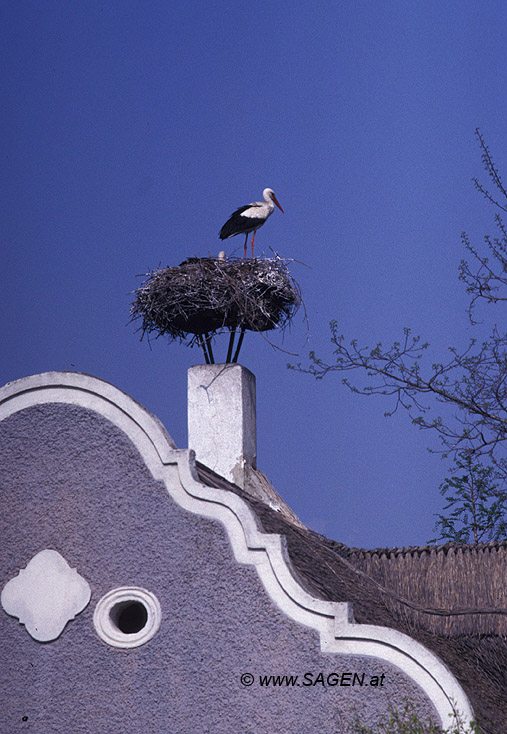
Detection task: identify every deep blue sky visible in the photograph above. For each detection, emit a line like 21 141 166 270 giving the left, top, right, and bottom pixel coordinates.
2 1 507 548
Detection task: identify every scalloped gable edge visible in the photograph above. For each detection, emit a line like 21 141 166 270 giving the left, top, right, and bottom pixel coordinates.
0 371 474 728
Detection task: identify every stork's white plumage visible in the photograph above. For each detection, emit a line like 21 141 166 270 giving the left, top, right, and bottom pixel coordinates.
219 188 284 259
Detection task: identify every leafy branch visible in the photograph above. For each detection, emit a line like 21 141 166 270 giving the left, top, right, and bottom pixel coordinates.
430 453 507 544
347 697 480 734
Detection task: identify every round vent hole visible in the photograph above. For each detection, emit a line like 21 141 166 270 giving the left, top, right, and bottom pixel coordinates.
94 586 161 648
110 601 148 634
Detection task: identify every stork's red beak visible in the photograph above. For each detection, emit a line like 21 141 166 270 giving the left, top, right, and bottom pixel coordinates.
273 195 284 214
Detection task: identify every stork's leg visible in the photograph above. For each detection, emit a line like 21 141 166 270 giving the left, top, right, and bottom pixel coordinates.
251 230 257 259
243 233 248 260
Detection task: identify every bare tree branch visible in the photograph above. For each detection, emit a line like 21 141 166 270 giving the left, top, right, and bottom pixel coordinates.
291 131 507 523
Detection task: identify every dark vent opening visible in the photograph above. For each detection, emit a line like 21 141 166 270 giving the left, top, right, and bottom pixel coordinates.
110 601 148 634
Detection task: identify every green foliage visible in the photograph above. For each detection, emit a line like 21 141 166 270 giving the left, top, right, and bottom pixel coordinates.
430 452 507 544
347 698 480 734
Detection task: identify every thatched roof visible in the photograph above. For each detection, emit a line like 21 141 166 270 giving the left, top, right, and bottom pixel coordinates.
196 462 507 734
348 542 507 637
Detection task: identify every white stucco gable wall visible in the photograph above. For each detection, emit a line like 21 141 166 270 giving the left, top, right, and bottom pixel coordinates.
0 371 474 729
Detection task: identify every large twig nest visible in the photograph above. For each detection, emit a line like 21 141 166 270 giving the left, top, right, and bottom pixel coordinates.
130 256 301 342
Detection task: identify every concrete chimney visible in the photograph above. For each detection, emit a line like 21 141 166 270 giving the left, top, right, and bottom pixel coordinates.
188 364 256 488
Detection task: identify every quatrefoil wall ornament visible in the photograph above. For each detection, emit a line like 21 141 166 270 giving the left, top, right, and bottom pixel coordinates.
1 549 91 641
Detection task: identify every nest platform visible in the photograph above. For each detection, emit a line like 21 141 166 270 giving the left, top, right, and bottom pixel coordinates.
130 256 301 362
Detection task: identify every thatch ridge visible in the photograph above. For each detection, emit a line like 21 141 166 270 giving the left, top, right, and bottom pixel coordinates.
347 539 507 559
347 541 507 636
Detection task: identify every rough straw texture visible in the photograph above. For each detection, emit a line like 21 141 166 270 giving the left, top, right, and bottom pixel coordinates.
348 542 507 636
130 256 301 343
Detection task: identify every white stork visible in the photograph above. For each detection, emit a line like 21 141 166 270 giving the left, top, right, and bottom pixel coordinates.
219 188 284 259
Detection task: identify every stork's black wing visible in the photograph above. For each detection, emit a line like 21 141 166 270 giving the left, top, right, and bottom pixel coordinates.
219 204 263 239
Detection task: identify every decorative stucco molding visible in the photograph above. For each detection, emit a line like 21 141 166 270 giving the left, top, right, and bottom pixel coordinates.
1 549 91 641
0 371 474 727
